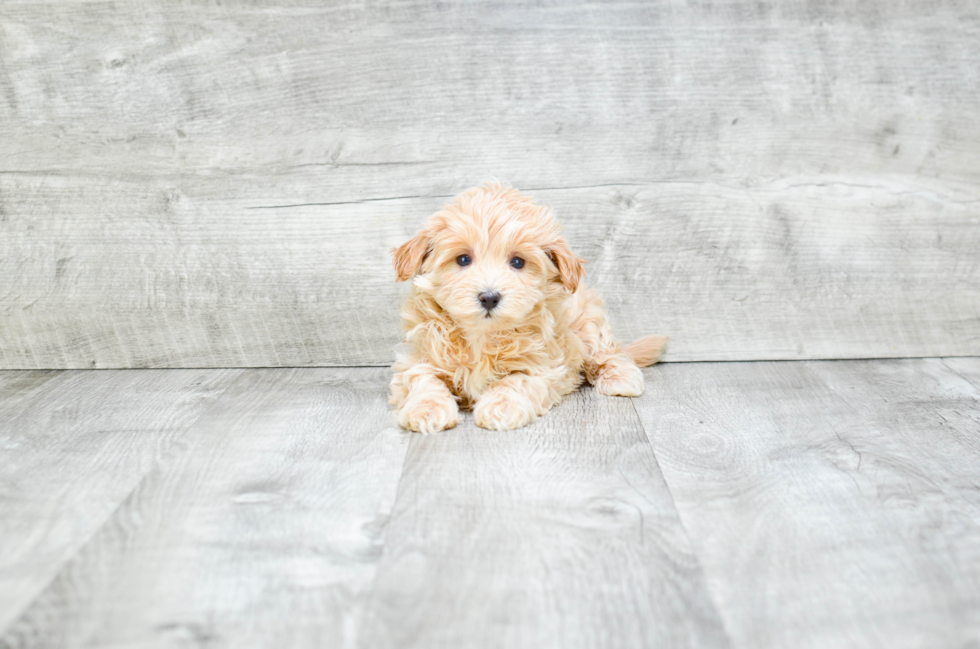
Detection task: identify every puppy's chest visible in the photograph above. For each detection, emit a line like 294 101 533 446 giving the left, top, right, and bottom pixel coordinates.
450 337 531 371
445 331 552 392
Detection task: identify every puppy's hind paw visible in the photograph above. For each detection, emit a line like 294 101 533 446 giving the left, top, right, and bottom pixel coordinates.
398 396 459 434
593 361 645 397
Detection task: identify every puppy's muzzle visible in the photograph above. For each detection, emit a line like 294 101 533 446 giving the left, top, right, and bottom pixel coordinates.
478 291 501 314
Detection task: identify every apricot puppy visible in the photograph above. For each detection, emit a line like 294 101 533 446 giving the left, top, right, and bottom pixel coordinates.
390 183 666 433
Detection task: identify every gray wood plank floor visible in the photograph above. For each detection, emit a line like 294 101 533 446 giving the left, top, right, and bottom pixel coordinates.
359 386 728 649
1 368 407 649
633 359 980 649
0 369 241 633
2 360 978 648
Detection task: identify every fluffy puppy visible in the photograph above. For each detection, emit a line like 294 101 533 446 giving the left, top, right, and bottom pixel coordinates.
390 183 666 433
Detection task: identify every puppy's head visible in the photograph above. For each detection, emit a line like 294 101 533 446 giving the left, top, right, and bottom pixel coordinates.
393 183 585 331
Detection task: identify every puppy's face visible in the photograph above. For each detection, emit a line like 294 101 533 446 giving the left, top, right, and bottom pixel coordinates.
394 184 584 332
423 220 550 331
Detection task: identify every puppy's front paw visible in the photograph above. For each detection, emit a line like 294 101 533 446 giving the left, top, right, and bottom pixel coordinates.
474 390 537 431
593 361 645 397
398 396 459 434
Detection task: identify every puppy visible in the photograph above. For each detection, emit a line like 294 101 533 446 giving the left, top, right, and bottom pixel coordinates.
390 183 666 433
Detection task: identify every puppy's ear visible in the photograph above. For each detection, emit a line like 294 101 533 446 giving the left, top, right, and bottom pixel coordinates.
392 231 431 281
548 239 586 292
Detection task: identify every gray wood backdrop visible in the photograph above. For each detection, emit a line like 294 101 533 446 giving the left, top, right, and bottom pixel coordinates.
2 1 978 368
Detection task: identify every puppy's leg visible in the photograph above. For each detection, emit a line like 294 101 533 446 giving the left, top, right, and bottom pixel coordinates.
592 354 645 397
571 288 647 397
390 363 459 434
474 373 551 431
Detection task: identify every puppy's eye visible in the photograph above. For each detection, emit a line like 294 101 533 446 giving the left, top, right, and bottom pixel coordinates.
510 256 525 269
456 254 472 267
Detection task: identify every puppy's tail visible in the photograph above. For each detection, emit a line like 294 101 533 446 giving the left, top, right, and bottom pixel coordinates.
623 335 668 368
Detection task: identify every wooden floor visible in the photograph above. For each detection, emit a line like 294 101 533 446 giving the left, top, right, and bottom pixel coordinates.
2 1 979 646
1 360 978 649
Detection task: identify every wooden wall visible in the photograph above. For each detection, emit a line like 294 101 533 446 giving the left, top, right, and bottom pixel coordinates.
1 1 978 368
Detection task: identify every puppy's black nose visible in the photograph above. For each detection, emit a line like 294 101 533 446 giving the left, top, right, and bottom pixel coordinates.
478 291 501 312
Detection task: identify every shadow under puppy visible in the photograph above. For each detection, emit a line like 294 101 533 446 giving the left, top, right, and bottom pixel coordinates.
390 183 666 433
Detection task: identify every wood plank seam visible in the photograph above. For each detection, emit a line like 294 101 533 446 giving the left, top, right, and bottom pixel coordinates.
11 354 978 372
350 426 417 641
630 359 980 647
2 368 412 647
241 183 662 211
626 395 737 649
940 357 980 392
0 369 245 635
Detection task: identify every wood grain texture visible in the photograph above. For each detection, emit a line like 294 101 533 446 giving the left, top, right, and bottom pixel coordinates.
0 368 409 649
0 368 240 633
1 1 979 367
359 385 730 649
943 356 980 390
1 2 978 183
1 363 978 647
632 359 980 649
2 177 978 368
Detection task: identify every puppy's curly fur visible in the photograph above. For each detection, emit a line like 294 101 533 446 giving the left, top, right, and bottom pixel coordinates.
390 183 666 433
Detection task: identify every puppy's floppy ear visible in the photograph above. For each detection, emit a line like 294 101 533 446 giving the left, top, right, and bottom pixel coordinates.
547 239 586 292
392 231 431 281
